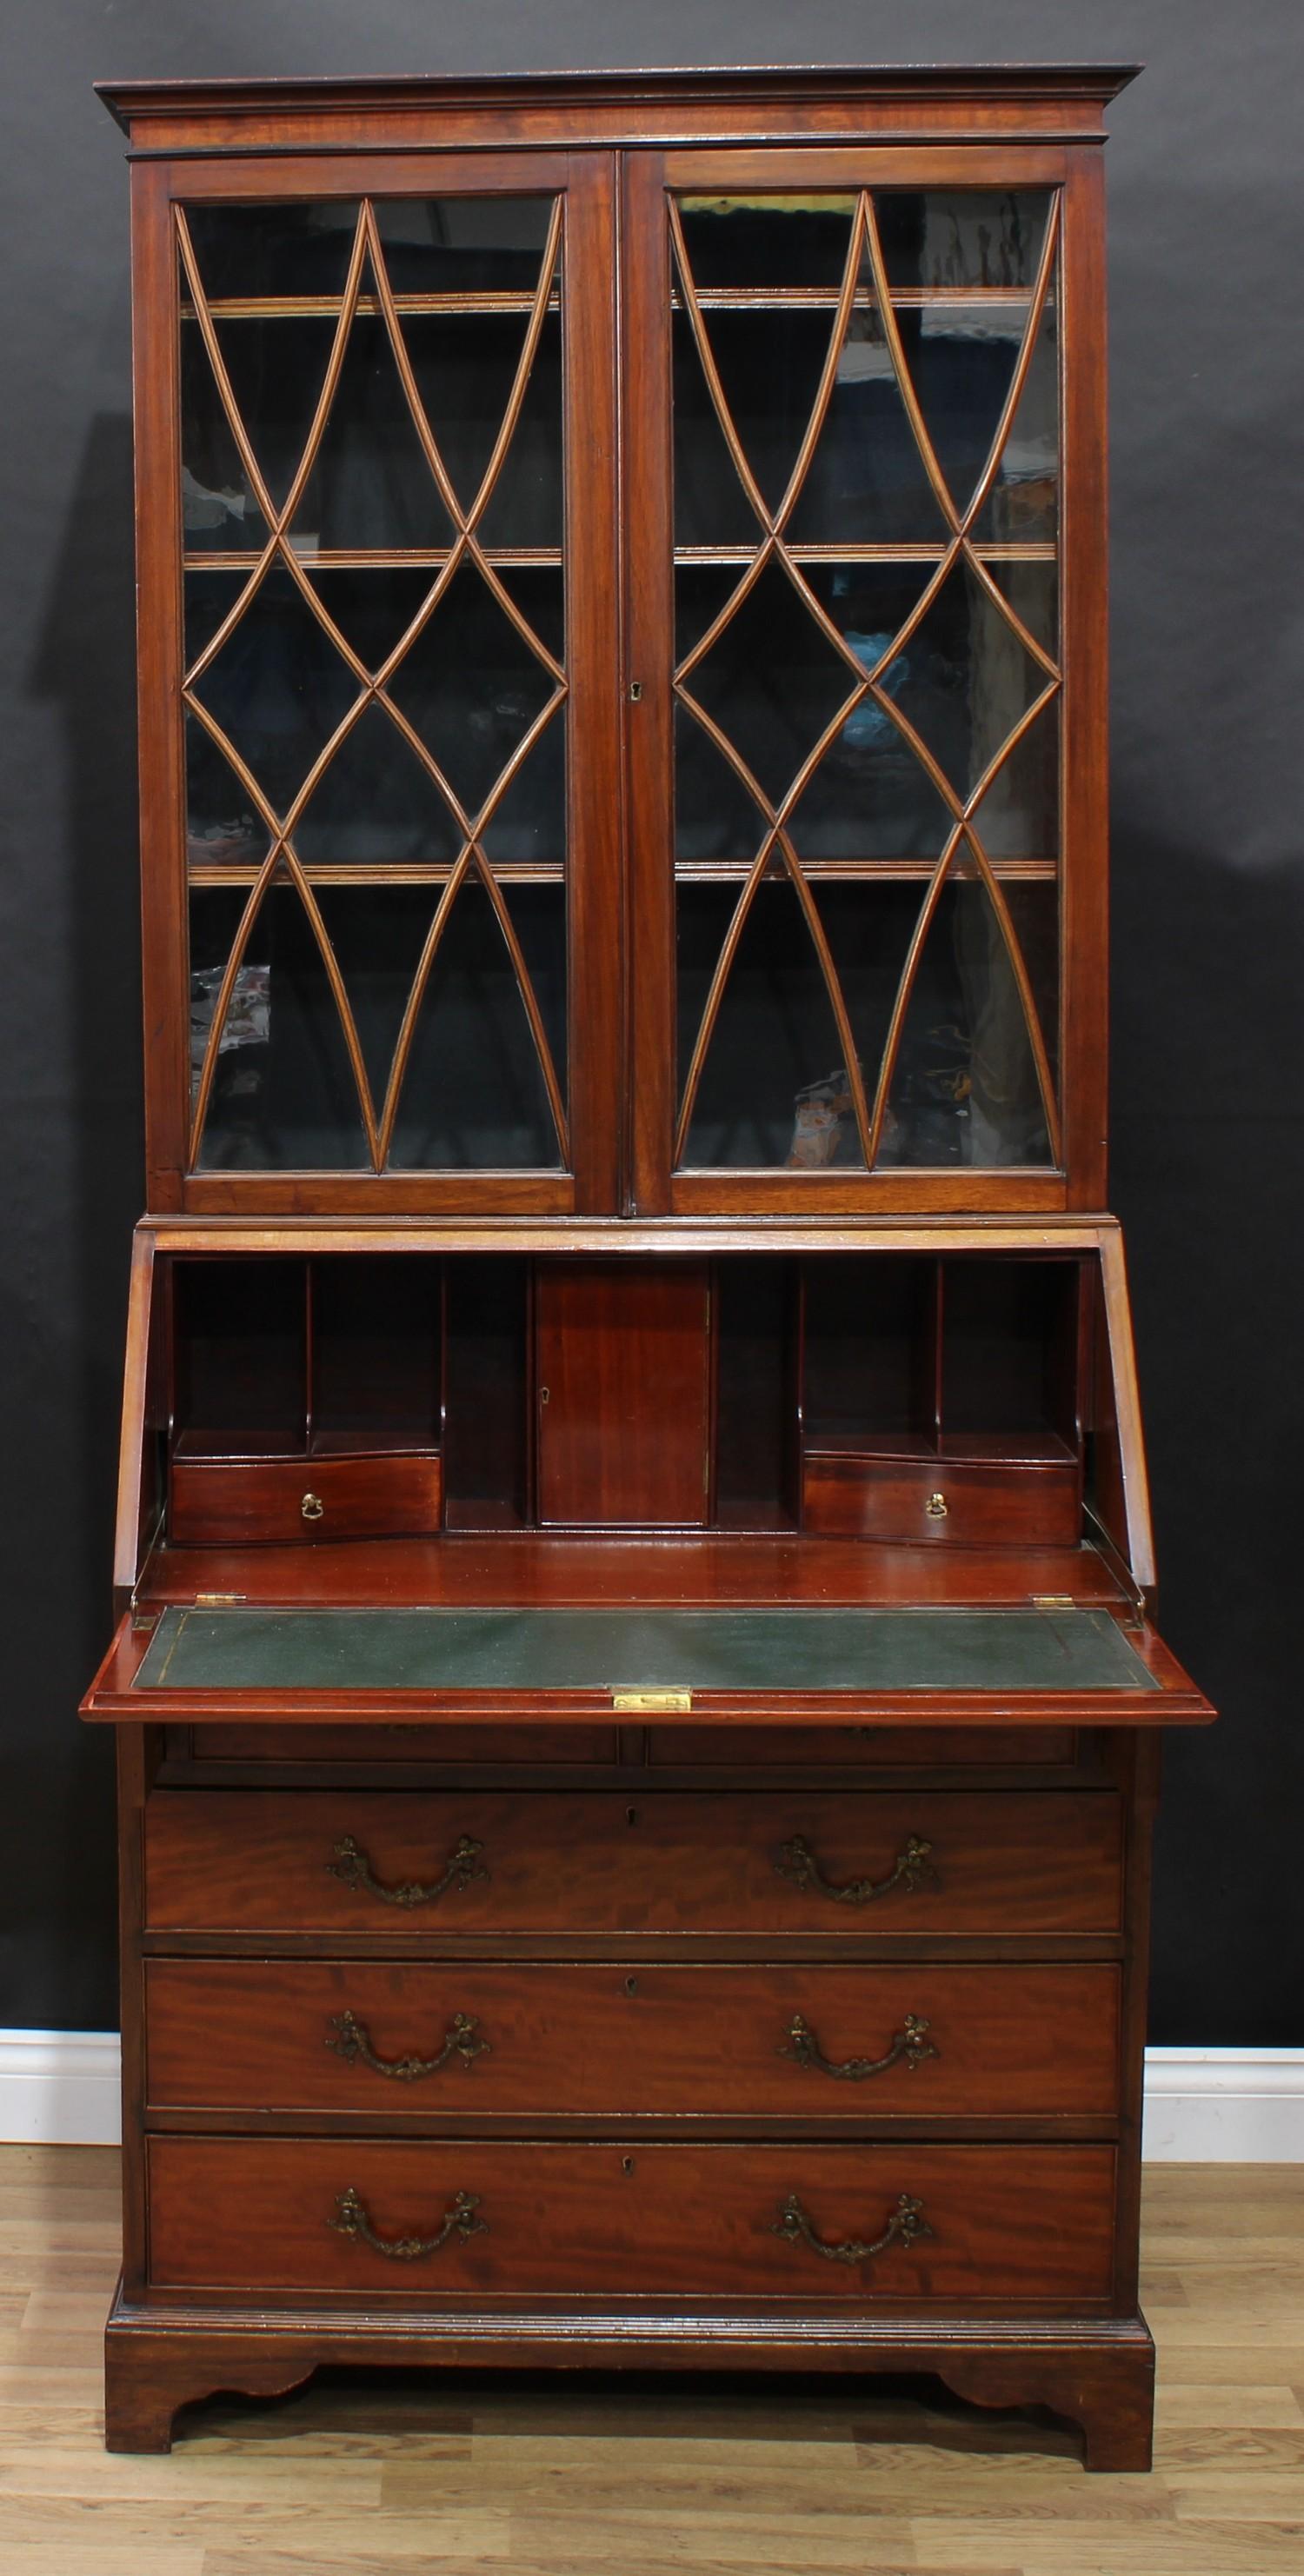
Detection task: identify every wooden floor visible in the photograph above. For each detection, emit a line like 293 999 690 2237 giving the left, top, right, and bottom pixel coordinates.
2 2150 1301 2574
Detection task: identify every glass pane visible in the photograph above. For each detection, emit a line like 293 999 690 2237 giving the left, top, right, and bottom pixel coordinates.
679 560 855 813
670 184 1061 1176
186 201 361 300
386 564 560 822
290 285 455 553
190 884 369 1169
677 194 855 290
880 882 1052 1168
679 880 854 1168
180 191 569 1177
389 882 564 1168
973 296 1058 542
875 190 1049 291
187 568 358 823
786 306 948 545
372 196 554 292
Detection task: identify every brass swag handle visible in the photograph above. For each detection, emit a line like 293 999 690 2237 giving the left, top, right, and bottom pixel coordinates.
326 1832 487 1909
331 2184 486 2262
772 2190 932 2269
775 1832 935 1907
326 2008 490 2083
781 2009 937 2082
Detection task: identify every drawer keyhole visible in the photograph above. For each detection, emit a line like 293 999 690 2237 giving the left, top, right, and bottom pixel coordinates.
622 2156 635 2175
626 1807 640 1827
624 1975 639 1997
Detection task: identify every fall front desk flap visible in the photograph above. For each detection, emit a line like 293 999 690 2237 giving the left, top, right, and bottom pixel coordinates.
132 1602 1160 1696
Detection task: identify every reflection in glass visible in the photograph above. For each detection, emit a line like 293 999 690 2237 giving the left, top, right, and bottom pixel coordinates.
679 561 855 813
386 565 559 819
677 195 855 290
876 557 1055 805
875 191 1049 291
186 201 362 301
679 881 855 1168
785 308 949 545
880 883 1052 1168
190 884 369 1169
973 299 1058 542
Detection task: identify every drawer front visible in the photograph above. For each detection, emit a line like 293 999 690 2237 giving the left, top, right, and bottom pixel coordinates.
148 2136 1116 2301
802 1451 1081 1548
170 1451 442 1548
184 1724 618 1767
144 1959 1121 2118
647 1726 1077 1768
143 1790 1123 1936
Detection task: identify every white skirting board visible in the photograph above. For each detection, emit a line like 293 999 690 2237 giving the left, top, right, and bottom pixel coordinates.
1 2031 1301 2158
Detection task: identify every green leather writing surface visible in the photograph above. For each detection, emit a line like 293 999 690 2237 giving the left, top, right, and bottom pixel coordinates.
134 1602 1159 1694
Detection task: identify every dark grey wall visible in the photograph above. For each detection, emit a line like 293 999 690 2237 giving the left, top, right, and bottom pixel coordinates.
2 2 1300 2038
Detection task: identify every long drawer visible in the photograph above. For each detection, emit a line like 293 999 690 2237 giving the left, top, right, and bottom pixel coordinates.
147 2137 1116 2301
143 1789 1124 1937
144 1959 1121 2118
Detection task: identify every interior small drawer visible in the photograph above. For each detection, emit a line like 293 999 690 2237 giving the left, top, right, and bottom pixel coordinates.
169 1449 442 1547
147 2135 1117 2303
646 1725 1078 1769
802 1448 1081 1547
143 1788 1123 1937
143 1958 1121 2120
182 1722 618 1768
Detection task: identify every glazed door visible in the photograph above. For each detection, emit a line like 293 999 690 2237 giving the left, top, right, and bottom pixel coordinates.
623 146 1105 1214
138 150 620 1212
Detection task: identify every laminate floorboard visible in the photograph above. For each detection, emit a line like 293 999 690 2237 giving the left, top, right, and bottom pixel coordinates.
1 2149 1301 2576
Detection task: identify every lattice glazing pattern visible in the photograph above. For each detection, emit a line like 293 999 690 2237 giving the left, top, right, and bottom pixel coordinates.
178 196 568 1172
671 189 1062 1172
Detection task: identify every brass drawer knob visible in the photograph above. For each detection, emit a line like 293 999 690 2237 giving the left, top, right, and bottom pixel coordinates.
326 2007 489 2082
301 1491 324 1521
330 2185 485 2262
781 2009 937 2081
772 2190 931 2270
925 1491 948 1520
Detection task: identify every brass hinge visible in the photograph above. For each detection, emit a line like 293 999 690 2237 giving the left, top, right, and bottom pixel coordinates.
1030 1594 1075 1609
194 1592 246 1607
612 1688 692 1714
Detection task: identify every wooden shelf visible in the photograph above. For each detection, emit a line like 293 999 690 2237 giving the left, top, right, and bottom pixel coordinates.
675 542 1056 565
182 291 561 322
180 284 1041 323
188 861 569 889
187 857 1055 889
183 549 564 572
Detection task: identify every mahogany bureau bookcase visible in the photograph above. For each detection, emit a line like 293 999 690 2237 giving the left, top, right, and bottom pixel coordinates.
83 63 1212 2466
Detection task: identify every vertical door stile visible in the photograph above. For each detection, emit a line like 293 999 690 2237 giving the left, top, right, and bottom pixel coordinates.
622 150 676 1214
563 151 624 1212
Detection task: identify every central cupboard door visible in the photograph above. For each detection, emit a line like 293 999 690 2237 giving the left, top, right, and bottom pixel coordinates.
622 146 1096 1215
154 150 621 1212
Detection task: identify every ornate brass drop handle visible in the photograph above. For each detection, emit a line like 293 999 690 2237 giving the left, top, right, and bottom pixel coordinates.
775 1832 935 1907
771 2190 932 2269
326 1832 487 1909
326 2007 489 2083
330 2184 486 2262
780 2010 937 2082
